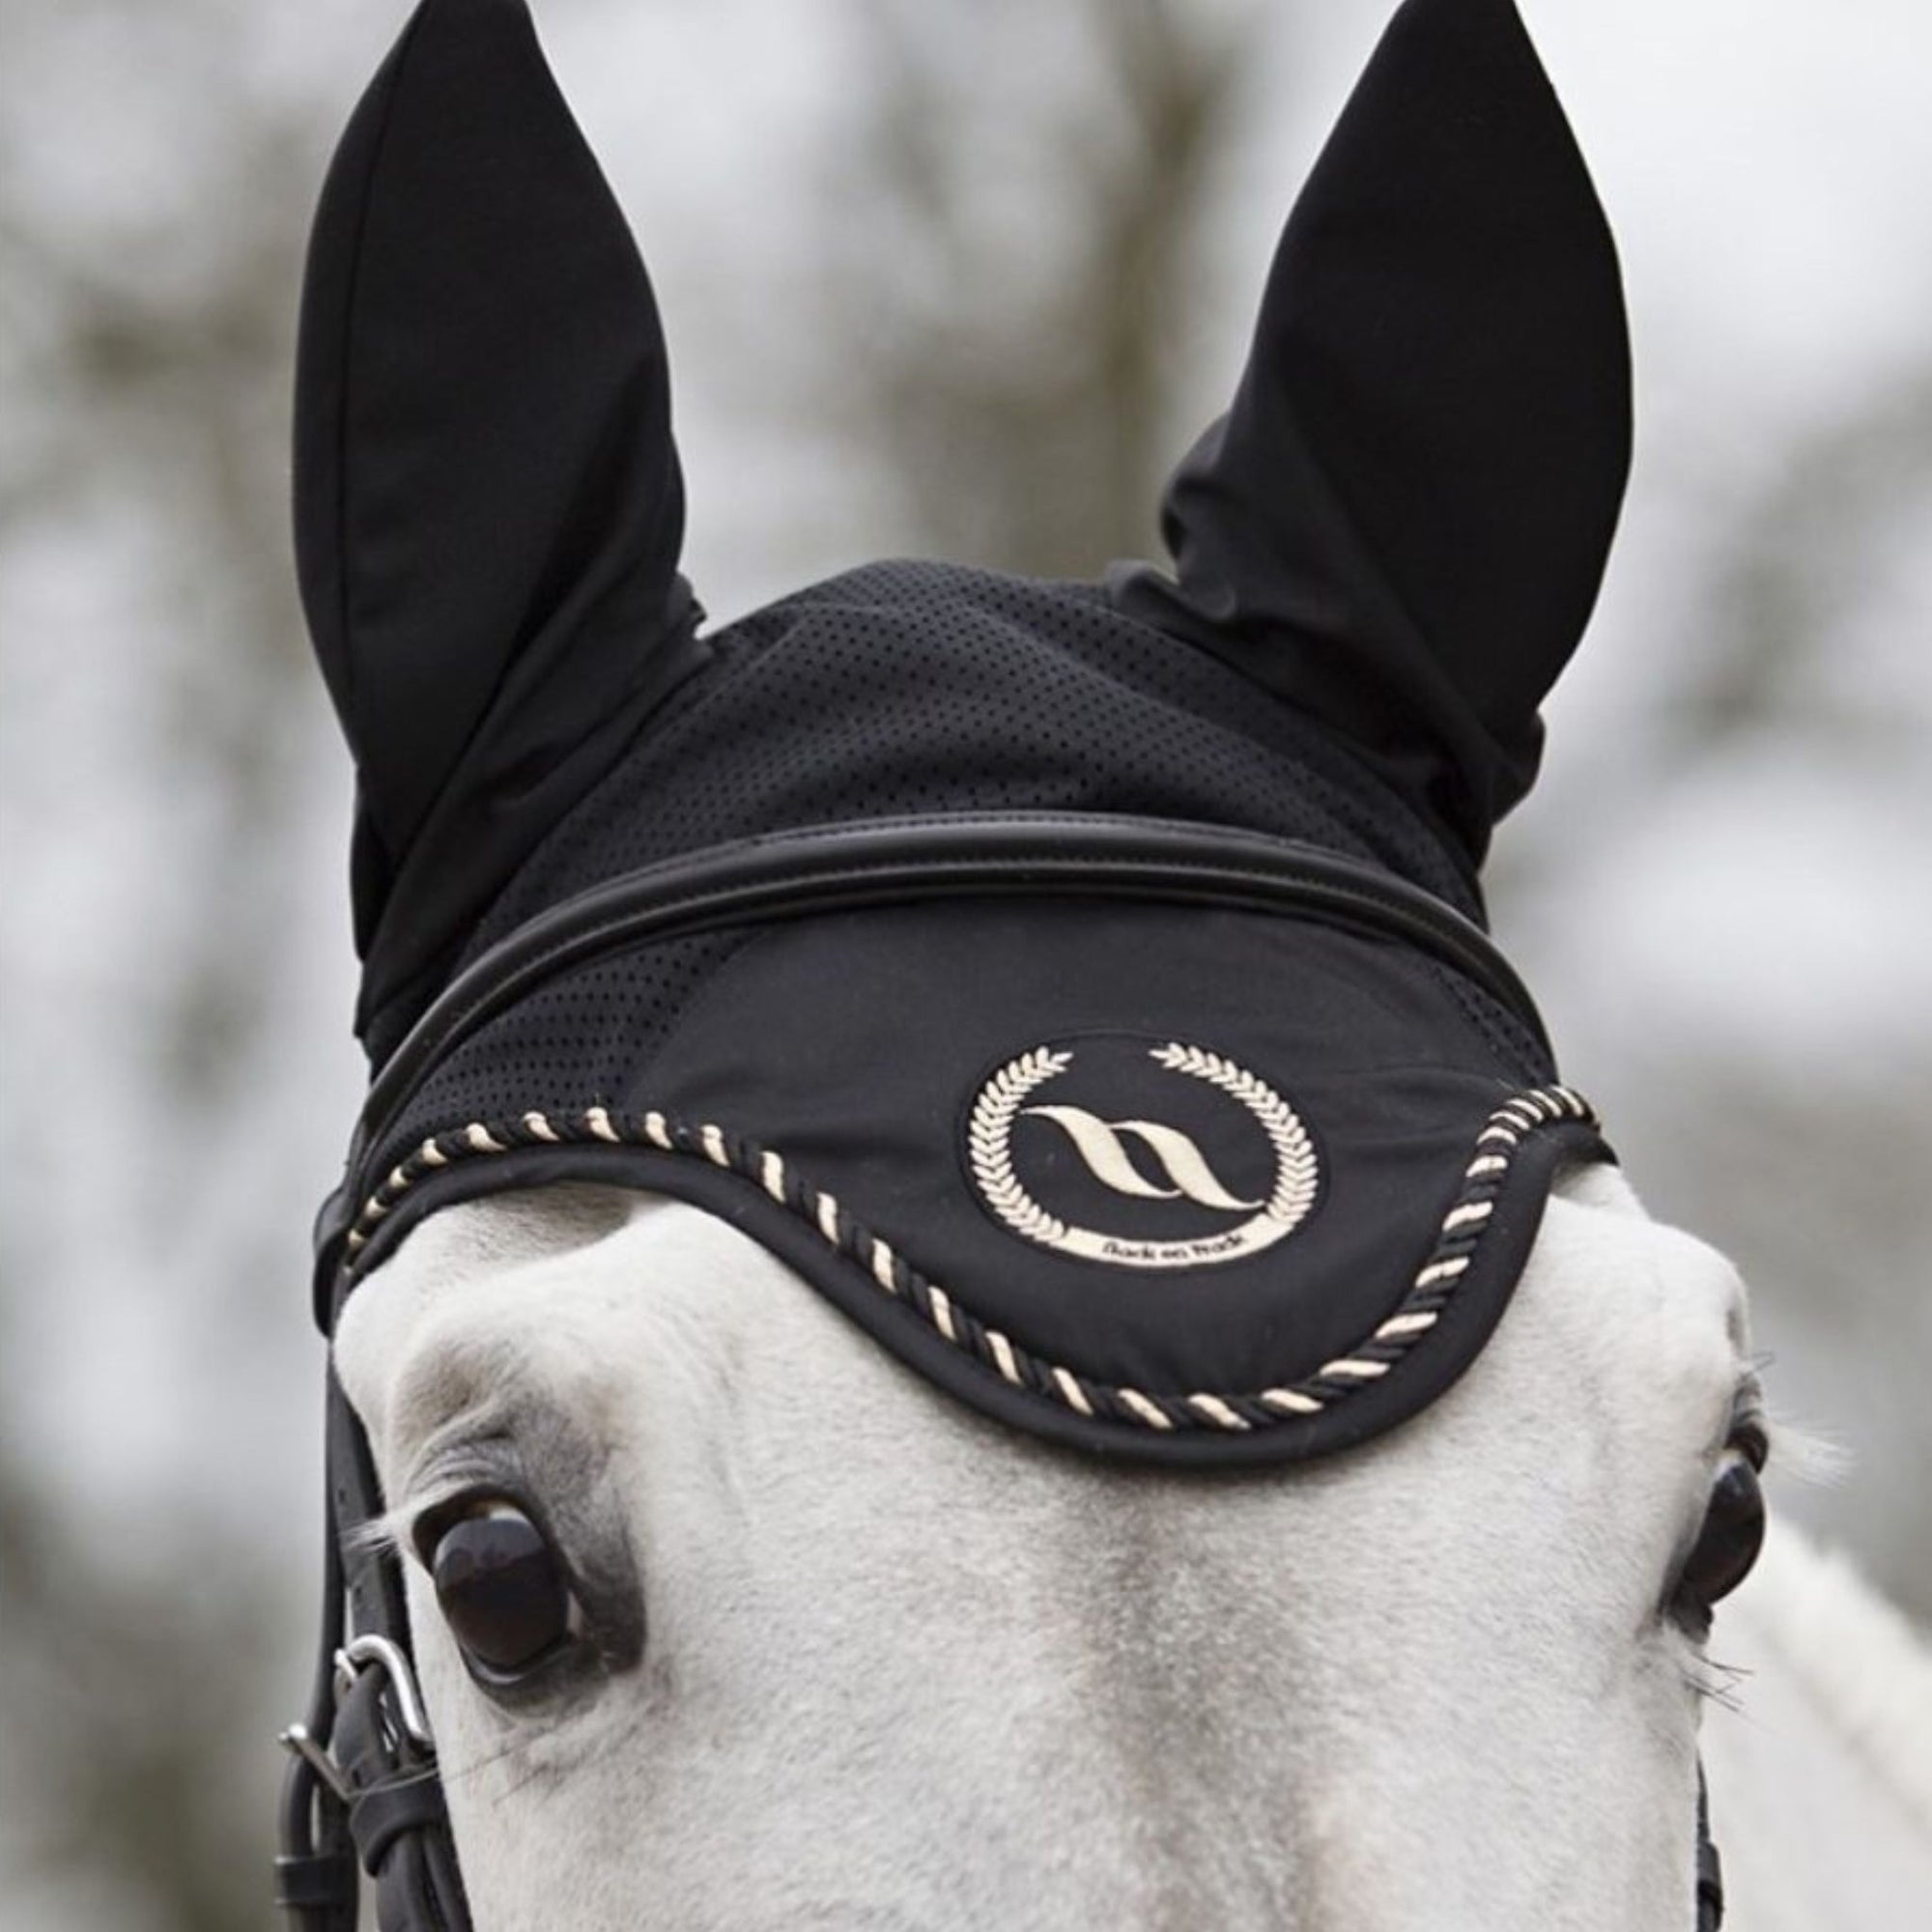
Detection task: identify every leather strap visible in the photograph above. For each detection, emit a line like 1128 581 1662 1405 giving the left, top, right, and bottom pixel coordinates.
277 1378 470 1932
1697 1763 1725 1929
273 1844 357 1921
276 1409 356 1932
332 1662 467 1930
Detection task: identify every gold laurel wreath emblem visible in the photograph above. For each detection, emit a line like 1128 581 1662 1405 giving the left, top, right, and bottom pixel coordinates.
967 1041 1320 1269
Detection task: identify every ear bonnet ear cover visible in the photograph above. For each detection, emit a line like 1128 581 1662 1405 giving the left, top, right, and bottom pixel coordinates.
1111 0 1632 863
294 0 705 1046
306 0 1625 1466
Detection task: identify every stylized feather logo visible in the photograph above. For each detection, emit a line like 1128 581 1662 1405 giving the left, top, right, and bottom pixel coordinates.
1020 1104 1263 1212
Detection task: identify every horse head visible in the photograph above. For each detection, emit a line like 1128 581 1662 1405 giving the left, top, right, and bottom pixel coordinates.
278 3 1766 1926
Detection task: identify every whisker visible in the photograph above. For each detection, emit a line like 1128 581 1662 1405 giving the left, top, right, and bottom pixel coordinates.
1688 1653 1753 1715
435 1734 533 1788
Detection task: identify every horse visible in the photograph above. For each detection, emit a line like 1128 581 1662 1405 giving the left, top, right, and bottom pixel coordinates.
272 1 1931 1926
326 1188 1932 1929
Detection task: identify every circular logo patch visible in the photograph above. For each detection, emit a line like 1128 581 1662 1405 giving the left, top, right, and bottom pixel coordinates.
966 1037 1320 1269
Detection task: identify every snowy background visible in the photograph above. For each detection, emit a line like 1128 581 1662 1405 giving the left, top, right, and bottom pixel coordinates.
3 1 1928 1922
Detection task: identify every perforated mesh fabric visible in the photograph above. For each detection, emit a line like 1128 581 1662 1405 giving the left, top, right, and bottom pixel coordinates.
369 558 1546 1153
396 930 749 1135
464 561 1480 952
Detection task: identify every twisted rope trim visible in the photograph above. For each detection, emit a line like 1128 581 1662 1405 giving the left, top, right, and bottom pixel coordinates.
340 1086 1599 1435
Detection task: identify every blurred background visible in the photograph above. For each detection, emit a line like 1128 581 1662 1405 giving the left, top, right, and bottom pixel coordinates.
2 0 1927 1922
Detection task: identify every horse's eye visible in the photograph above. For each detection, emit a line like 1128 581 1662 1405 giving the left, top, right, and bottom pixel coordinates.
1672 1448 1766 1625
423 1499 574 1677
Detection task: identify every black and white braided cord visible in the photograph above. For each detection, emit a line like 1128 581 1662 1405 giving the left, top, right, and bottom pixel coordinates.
341 1086 1598 1435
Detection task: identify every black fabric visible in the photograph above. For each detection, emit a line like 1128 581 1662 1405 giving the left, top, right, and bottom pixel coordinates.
293 0 1634 1063
365 561 1487 1064
345 814 1552 1156
1110 0 1631 864
294 0 708 1037
469 565 1482 931
301 0 1623 1464
346 877 1606 1463
373 896 1558 1394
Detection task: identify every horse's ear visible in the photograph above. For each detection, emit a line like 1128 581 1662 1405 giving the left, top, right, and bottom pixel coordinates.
1111 0 1630 865
295 0 704 1046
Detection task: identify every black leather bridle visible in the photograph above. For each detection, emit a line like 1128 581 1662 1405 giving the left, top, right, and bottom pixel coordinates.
275 814 1727 1931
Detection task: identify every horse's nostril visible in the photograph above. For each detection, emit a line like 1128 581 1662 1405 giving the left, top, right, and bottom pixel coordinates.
429 1500 573 1675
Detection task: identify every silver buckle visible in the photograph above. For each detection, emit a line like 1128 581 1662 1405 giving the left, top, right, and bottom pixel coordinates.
278 1719 353 1804
278 1631 438 1802
332 1632 439 1755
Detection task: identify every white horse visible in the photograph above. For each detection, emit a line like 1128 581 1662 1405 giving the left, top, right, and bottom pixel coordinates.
1699 1504 1932 1929
332 1175 1932 1930
286 0 1932 1923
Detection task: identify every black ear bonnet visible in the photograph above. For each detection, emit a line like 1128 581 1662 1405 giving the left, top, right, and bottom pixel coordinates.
301 0 1631 1468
